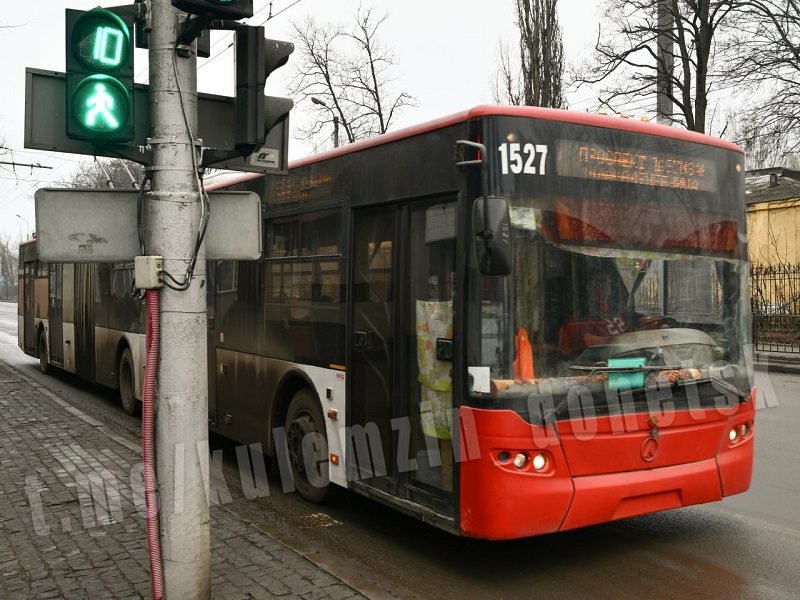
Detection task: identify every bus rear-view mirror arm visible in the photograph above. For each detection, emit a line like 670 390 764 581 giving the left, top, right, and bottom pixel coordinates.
455 140 512 277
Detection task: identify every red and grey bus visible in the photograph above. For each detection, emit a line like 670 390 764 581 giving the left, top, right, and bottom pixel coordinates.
20 105 755 540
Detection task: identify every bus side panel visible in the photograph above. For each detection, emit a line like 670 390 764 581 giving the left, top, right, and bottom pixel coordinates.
212 351 347 488
94 327 119 389
213 348 268 448
17 313 25 353
134 333 146 400
62 323 76 374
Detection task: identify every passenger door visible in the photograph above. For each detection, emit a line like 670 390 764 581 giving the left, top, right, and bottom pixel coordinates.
348 199 458 512
22 261 35 354
48 264 64 366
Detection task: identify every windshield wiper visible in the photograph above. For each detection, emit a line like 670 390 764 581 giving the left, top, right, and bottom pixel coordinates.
569 364 683 375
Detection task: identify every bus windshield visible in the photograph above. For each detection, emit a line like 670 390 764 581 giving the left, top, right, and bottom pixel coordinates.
469 116 750 417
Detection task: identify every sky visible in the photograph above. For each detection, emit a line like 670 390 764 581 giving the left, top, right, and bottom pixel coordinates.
0 0 604 243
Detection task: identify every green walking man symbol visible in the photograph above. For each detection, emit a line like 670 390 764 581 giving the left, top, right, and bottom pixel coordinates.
85 82 119 130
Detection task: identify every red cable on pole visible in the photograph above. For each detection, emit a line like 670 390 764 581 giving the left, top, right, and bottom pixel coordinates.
143 289 164 599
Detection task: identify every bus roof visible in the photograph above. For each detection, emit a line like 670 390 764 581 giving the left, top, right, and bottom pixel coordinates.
205 105 743 190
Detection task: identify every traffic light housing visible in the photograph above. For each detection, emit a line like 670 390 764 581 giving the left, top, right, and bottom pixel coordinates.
66 8 134 142
172 0 253 20
235 28 294 148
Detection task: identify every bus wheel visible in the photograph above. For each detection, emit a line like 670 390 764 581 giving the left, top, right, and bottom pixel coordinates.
284 389 330 503
38 330 51 375
119 349 138 416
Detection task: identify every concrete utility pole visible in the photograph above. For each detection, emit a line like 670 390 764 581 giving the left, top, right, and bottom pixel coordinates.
147 0 210 597
656 0 674 126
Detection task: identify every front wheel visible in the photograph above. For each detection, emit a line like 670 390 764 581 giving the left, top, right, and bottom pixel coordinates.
119 348 138 416
38 330 51 375
284 389 330 503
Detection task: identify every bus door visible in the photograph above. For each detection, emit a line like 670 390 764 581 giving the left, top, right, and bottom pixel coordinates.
349 199 458 514
22 260 36 353
73 263 95 381
48 264 64 366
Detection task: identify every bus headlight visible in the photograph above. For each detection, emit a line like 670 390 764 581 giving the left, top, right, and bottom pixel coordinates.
729 427 739 442
532 453 548 471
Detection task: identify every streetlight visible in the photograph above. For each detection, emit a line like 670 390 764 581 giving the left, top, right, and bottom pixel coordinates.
16 215 30 239
311 96 339 148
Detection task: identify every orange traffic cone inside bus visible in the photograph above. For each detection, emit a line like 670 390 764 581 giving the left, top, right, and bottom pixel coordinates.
514 328 534 379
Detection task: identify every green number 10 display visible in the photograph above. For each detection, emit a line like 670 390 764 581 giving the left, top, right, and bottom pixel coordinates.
66 8 134 142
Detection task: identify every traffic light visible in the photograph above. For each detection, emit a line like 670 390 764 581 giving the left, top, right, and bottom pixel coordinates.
66 9 134 142
235 27 294 148
172 0 253 20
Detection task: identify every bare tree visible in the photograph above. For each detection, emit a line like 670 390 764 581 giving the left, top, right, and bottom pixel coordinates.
287 5 417 147
571 0 741 134
729 112 800 170
718 1 800 161
492 0 566 108
0 231 19 301
491 38 525 105
56 158 145 189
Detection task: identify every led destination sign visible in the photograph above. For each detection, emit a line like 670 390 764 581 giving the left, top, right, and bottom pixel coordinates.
556 139 717 192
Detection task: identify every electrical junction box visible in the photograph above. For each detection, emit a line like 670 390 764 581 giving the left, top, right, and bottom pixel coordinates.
135 256 163 290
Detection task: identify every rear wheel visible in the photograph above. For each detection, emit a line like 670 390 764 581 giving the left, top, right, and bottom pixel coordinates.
38 330 51 375
284 389 330 503
119 348 138 416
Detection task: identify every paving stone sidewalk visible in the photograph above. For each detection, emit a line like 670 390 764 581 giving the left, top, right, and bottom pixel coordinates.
0 360 365 600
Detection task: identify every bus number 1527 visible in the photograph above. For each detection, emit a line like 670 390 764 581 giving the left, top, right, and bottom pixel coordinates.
498 142 548 175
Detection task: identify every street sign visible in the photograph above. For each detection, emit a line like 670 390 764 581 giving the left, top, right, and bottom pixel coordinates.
34 188 262 262
24 68 288 173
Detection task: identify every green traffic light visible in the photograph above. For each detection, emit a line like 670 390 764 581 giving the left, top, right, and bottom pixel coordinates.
72 75 130 133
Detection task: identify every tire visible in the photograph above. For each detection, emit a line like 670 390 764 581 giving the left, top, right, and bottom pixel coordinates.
38 330 51 375
119 348 138 416
284 388 330 503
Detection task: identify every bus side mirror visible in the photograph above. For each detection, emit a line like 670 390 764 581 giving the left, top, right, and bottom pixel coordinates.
473 196 512 277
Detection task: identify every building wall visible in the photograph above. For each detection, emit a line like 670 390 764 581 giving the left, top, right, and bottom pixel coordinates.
747 199 800 265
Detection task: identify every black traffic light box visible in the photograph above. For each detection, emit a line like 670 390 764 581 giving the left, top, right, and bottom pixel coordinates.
172 0 253 20
234 27 294 148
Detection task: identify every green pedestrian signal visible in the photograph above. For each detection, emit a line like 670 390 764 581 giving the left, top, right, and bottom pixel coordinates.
72 76 130 133
66 8 134 142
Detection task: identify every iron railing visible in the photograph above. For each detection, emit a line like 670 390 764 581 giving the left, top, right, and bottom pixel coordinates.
751 263 800 353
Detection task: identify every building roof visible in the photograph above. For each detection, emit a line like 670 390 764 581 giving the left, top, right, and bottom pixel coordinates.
745 167 800 205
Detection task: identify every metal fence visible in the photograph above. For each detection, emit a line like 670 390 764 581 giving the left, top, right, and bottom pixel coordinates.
751 263 800 353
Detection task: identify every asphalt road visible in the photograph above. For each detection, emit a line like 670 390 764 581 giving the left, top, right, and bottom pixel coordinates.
2 300 799 599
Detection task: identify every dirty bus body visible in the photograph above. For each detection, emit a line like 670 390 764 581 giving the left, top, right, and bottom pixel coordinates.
21 105 754 540
17 243 145 416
